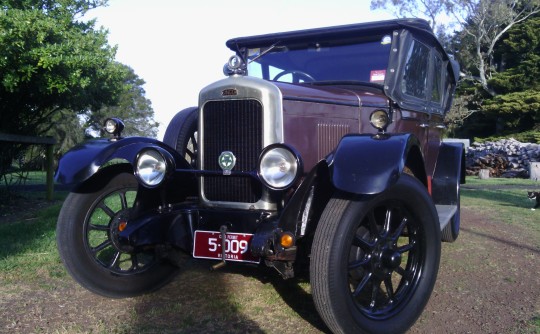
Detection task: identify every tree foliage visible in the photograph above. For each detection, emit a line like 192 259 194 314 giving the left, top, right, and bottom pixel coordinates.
370 0 447 31
83 65 159 139
0 0 159 179
0 0 127 138
448 0 540 96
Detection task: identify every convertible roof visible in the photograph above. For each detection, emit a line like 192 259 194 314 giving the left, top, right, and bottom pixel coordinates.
226 18 434 51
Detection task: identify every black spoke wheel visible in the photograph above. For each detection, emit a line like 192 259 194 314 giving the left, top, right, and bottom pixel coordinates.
311 174 441 334
56 169 177 298
163 107 198 168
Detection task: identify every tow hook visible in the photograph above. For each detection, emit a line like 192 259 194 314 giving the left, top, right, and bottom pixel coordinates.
211 225 228 271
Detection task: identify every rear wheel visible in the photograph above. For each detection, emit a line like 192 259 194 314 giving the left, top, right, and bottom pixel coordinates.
56 170 178 298
441 183 460 242
310 174 441 334
163 107 198 167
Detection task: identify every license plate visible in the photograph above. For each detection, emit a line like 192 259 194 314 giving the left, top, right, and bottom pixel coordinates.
193 230 260 264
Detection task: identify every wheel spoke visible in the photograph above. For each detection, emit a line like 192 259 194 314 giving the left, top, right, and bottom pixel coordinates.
186 149 195 160
352 272 372 297
88 223 109 232
367 211 378 236
190 133 198 150
108 251 121 269
92 239 112 253
98 202 116 218
392 217 409 241
369 281 380 309
396 266 414 281
119 191 128 210
352 235 373 250
130 253 139 271
383 208 392 236
384 276 395 302
398 240 415 253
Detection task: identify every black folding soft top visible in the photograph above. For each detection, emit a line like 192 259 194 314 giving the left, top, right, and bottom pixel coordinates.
225 18 434 51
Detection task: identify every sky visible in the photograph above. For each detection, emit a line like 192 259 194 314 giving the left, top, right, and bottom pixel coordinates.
85 0 394 140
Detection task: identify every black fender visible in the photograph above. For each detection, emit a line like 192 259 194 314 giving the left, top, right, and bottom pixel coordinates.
55 137 192 186
328 133 426 195
278 161 333 237
432 142 465 206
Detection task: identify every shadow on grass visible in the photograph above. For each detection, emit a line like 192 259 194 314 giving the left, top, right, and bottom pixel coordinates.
1 190 326 333
461 225 540 254
462 188 536 209
128 261 330 333
0 191 64 259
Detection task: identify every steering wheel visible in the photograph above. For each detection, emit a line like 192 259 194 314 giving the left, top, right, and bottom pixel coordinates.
273 70 316 83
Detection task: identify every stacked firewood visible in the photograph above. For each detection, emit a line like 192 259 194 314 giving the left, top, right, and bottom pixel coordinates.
465 138 540 178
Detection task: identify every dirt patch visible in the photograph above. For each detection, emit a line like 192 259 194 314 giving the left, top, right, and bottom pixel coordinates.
411 207 539 333
1 203 539 333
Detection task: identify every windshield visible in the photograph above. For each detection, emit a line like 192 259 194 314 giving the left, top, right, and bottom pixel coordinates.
246 35 392 84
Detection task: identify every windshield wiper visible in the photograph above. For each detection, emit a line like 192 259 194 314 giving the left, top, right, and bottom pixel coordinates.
248 41 282 64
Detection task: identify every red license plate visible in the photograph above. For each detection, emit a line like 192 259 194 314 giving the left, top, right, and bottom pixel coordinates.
193 230 260 264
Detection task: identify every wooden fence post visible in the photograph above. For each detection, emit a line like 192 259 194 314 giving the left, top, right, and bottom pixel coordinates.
46 144 54 200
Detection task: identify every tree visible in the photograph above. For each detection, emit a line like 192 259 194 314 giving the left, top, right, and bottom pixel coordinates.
0 0 127 176
83 65 159 139
480 16 540 134
448 0 540 96
370 0 447 31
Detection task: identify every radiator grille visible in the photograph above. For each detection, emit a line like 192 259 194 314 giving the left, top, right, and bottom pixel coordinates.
202 100 263 203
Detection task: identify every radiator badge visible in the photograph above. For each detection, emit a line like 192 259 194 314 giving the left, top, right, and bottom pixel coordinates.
222 88 238 96
218 151 236 175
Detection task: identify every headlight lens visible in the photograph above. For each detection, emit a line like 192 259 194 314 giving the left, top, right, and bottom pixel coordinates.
258 145 302 190
135 149 167 187
103 117 125 138
370 110 389 131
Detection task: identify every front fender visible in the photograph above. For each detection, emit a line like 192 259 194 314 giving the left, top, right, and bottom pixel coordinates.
328 133 423 195
55 137 191 185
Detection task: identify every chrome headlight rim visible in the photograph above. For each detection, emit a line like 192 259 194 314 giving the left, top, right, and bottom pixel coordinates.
369 109 390 131
257 144 303 191
134 148 172 188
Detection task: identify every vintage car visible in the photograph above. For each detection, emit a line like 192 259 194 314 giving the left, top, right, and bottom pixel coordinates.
55 18 464 334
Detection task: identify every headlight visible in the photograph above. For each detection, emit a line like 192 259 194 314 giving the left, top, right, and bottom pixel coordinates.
135 149 168 187
258 144 302 190
103 117 125 139
370 110 389 131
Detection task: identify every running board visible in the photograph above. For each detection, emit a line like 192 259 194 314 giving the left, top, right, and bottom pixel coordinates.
436 204 458 231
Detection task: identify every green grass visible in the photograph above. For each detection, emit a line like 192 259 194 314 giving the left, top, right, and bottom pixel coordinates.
2 170 49 186
465 175 540 187
462 177 540 231
1 179 539 333
0 200 66 286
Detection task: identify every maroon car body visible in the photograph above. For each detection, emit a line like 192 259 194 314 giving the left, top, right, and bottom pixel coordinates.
55 18 464 334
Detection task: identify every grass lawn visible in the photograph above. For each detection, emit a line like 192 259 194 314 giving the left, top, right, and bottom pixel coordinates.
0 175 539 333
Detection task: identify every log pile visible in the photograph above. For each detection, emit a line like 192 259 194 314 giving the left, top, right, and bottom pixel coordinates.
465 138 540 178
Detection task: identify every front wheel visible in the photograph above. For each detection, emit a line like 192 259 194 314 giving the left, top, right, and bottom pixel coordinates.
311 174 441 334
56 170 178 298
